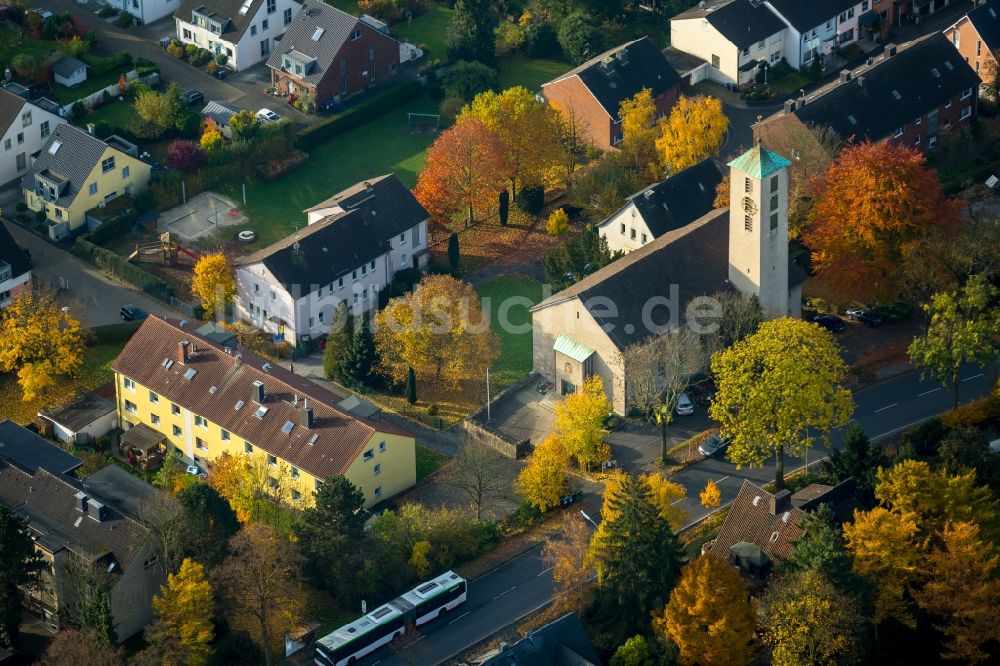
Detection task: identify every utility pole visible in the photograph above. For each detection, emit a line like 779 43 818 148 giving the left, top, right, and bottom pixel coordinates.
486 366 491 422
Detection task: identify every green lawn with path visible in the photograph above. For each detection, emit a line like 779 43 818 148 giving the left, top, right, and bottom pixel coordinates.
476 275 544 389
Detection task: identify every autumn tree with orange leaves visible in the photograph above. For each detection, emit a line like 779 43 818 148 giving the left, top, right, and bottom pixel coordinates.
414 117 511 230
803 140 960 304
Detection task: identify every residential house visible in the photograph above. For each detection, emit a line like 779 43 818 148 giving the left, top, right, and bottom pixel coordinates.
266 0 400 109
878 0 962 27
0 222 31 309
108 0 181 25
21 124 151 241
531 143 803 413
235 173 428 343
174 0 302 72
541 37 682 151
670 0 789 86
37 387 117 447
200 99 242 138
597 158 723 253
476 613 600 666
0 87 64 188
754 34 980 152
764 0 867 67
111 316 417 507
51 56 88 87
945 0 1000 87
0 422 164 639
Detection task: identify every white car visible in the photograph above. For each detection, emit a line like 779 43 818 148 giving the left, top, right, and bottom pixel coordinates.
256 108 280 123
675 392 694 416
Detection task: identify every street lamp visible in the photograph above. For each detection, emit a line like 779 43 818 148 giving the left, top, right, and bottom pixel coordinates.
580 510 598 529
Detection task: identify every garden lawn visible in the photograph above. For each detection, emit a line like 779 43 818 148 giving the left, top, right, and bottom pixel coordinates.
50 69 130 105
497 53 570 91
216 92 440 249
393 4 453 64
0 342 123 424
416 445 450 481
85 97 137 132
0 26 63 72
476 275 544 389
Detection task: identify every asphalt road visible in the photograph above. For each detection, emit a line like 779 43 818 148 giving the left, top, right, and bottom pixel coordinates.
353 367 992 666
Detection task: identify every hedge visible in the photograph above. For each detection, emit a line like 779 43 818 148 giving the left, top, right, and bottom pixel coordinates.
90 321 142 344
72 236 174 301
295 80 424 149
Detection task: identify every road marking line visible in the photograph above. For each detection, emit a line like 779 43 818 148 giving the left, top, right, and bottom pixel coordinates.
872 418 937 441
874 403 898 413
962 373 984 382
448 611 471 625
493 586 516 599
537 566 553 577
917 387 941 396
716 475 731 484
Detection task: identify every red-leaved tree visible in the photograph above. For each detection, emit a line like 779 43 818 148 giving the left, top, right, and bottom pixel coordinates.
165 140 206 174
803 139 960 304
414 117 512 230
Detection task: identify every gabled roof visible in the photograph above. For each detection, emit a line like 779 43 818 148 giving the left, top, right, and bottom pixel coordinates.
51 55 88 78
543 37 681 120
201 100 241 126
781 33 979 141
0 221 31 281
111 317 412 481
613 158 723 239
305 173 428 233
0 420 82 475
967 0 1000 52
0 87 27 136
175 0 291 43
728 142 791 179
674 0 787 50
710 480 806 565
20 124 112 209
532 208 732 350
766 0 857 33
479 613 600 666
266 0 396 86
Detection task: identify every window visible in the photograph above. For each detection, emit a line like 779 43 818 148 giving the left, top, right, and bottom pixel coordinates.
770 211 778 232
362 288 369 301
711 53 720 68
88 183 98 195
353 28 362 40
196 437 208 451
338 277 344 288
399 253 408 268
262 18 268 29
284 7 292 24
961 106 972 120
40 121 49 138
101 156 115 173
399 232 407 245
151 414 160 425
619 223 625 235
353 294 358 304
641 233 647 244
309 317 314 329
245 442 253 453
914 135 921 145
172 425 182 437
261 38 270 57
251 24 257 35
144 555 158 570
945 99 952 109
744 214 753 231
171 403 180 415
21 111 31 127
268 476 278 489
630 228 636 240
370 260 376 270
848 8 854 18
862 0 869 9
770 193 778 212
221 429 231 441
757 40 765 50
149 391 159 404
340 58 348 75
194 415 207 428
54 208 63 219
291 466 299 479
319 311 325 324
374 486 382 498
363 448 374 461
374 463 381 476
267 454 277 466
962 87 972 100
124 377 136 391
769 174 778 193
893 127 903 138
379 441 386 453
977 40 982 57
266 0 275 13
124 400 137 414
15 153 25 171
318 286 324 298
351 269 357 280
744 177 752 193
183 27 192 40
3 138 9 150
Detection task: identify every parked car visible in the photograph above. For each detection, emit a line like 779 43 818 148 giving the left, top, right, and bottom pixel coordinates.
812 314 846 333
120 304 148 321
675 392 694 416
845 307 884 327
180 89 204 107
29 8 55 20
698 433 733 457
256 108 280 123
186 465 207 478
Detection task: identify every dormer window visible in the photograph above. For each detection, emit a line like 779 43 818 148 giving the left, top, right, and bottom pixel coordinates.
0 262 11 282
352 28 362 40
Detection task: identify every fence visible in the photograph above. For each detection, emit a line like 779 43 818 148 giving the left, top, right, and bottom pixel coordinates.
72 236 175 301
463 373 539 459
59 69 139 116
169 296 197 317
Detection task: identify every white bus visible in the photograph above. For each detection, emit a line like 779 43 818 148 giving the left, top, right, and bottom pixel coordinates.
314 571 468 666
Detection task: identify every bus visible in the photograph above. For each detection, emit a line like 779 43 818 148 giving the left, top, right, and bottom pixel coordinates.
314 571 468 666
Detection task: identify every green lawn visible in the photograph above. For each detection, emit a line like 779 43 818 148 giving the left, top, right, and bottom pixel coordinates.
416 445 450 481
216 92 441 249
476 275 544 388
394 4 454 63
0 26 63 72
85 97 136 132
497 53 571 91
51 69 130 105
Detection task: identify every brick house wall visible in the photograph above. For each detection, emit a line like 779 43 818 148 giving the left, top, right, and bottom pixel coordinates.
890 87 977 150
945 19 999 83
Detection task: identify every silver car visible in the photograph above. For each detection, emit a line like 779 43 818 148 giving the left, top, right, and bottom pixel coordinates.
675 392 694 415
699 433 733 457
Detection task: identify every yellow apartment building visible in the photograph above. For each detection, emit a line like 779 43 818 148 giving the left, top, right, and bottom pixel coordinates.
111 316 416 507
21 123 151 241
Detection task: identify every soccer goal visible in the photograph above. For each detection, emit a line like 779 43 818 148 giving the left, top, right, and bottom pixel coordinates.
407 112 441 134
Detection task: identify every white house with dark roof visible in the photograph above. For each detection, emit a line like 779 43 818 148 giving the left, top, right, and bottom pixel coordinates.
107 0 181 25
531 143 802 413
0 87 64 188
174 0 302 71
0 221 31 309
235 173 428 343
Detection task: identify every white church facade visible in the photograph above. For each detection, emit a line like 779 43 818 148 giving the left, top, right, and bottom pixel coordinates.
530 143 803 414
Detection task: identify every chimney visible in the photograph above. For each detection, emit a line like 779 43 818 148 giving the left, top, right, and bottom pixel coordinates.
770 489 791 515
839 69 852 83
253 379 265 404
856 75 865 90
302 403 314 429
615 48 629 65
885 43 896 58
87 498 108 522
177 340 190 365
86 123 96 136
74 491 88 512
783 99 797 114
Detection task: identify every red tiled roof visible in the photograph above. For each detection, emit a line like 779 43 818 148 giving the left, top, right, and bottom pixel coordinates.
711 480 806 564
111 317 412 480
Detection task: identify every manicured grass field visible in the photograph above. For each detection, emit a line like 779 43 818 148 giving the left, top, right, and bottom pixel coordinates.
0 26 62 72
476 275 544 389
394 4 454 63
85 96 137 132
50 69 128 105
416 445 450 481
216 92 441 249
497 53 571 91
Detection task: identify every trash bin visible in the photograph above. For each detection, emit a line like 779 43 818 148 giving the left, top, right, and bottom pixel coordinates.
216 69 226 80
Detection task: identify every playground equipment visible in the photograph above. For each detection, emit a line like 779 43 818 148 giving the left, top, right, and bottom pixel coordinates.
127 232 200 266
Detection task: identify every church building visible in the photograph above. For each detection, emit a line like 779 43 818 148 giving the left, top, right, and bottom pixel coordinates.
530 143 804 414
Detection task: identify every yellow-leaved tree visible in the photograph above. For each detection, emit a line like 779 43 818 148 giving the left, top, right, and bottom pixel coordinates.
700 479 721 509
618 87 661 181
459 86 567 196
709 317 854 489
542 514 595 615
375 274 499 388
207 452 303 526
554 375 611 471
199 117 224 152
656 95 729 174
191 252 235 318
148 557 214 666
596 471 687 531
515 434 569 511
0 288 84 401
654 554 756 666
546 208 569 236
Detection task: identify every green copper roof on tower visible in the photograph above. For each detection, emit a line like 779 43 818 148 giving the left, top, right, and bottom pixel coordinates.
727 142 792 179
